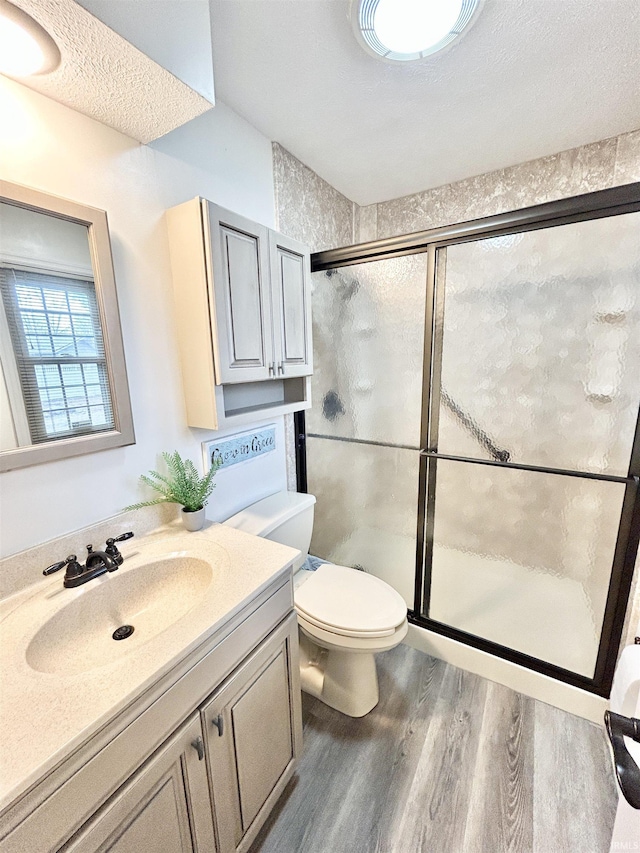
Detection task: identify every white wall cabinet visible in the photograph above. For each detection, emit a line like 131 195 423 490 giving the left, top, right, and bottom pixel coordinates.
167 199 312 429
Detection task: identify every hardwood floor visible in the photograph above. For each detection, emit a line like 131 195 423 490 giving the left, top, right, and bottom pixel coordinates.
249 644 617 853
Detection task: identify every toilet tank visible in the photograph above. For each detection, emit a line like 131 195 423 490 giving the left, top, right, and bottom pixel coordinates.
223 492 316 571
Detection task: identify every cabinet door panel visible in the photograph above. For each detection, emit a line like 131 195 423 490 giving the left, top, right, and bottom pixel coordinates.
97 773 191 853
206 203 272 384
281 252 306 361
233 650 293 829
63 715 216 853
270 232 312 378
223 228 265 363
202 615 302 853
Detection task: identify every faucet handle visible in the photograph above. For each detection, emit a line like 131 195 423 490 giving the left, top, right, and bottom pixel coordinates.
105 532 134 552
105 532 133 566
43 554 81 577
43 559 67 576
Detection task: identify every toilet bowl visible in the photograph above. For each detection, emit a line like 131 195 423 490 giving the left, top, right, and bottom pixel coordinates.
224 491 408 717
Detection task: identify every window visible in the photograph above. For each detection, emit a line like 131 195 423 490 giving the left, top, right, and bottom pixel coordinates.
0 267 114 443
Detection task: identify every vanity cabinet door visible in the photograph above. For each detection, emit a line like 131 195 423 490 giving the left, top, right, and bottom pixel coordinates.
204 202 273 385
202 614 302 853
62 714 217 853
269 231 313 379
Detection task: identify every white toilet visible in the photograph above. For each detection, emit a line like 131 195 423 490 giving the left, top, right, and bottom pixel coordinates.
224 491 408 717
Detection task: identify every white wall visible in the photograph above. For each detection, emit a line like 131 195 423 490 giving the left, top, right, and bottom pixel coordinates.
0 76 284 558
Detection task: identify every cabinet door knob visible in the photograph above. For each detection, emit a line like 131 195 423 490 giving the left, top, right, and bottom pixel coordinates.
191 737 205 760
269 362 275 377
278 362 284 375
211 714 224 737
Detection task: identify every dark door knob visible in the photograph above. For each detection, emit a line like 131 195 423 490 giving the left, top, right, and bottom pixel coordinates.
605 711 640 809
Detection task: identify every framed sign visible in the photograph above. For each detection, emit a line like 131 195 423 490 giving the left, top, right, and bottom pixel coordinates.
202 425 276 471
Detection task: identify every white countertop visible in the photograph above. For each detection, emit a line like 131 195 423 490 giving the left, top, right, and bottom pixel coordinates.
0 520 299 813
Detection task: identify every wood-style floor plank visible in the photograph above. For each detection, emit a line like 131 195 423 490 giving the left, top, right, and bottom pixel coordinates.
462 681 535 853
390 665 488 853
532 701 617 853
249 644 617 853
371 653 448 853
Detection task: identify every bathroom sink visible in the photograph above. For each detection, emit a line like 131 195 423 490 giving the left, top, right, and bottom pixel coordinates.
25 538 225 676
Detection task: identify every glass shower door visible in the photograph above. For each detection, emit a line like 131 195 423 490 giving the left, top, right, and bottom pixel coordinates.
421 212 640 680
306 254 426 605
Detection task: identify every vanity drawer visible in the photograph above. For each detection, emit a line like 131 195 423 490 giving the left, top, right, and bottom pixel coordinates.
1 577 293 853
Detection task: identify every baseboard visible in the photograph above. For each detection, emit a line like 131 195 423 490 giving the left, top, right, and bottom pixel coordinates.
404 623 607 724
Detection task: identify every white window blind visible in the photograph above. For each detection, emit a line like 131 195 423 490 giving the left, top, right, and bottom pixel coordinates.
0 267 115 444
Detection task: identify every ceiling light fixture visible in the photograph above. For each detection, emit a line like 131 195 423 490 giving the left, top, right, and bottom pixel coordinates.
0 0 60 77
353 0 480 62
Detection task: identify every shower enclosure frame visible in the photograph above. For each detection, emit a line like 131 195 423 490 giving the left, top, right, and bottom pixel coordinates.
305 181 640 697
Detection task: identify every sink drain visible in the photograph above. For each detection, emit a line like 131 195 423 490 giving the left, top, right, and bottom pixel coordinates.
112 625 135 641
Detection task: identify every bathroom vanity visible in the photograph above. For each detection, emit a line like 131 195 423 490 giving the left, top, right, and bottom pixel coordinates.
0 523 302 853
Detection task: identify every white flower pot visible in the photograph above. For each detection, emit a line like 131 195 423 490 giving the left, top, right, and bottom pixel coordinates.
182 506 205 532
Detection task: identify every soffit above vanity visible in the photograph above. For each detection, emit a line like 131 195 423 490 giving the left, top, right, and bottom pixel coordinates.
74 0 215 104
2 0 214 143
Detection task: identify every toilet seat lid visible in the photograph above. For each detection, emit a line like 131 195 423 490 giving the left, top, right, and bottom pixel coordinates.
294 564 407 637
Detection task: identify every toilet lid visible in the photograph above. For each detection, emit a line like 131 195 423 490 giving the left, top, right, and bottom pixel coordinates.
294 564 407 638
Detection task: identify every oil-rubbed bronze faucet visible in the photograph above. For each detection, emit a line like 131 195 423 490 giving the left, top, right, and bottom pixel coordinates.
43 532 134 588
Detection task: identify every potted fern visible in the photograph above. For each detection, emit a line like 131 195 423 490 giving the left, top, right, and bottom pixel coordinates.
126 451 221 531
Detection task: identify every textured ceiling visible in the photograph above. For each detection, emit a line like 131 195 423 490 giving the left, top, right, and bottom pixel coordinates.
210 0 640 205
75 0 215 102
8 0 213 144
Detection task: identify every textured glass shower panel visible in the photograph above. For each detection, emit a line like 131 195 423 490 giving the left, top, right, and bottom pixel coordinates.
427 459 626 677
308 254 427 448
437 212 640 475
306 435 420 607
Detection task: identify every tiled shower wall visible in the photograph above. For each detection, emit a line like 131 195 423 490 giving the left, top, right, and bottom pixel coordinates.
273 143 356 252
363 131 640 240
272 143 358 490
274 129 640 249
272 131 640 650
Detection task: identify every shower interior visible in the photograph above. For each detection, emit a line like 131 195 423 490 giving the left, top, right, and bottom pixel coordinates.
304 187 640 694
